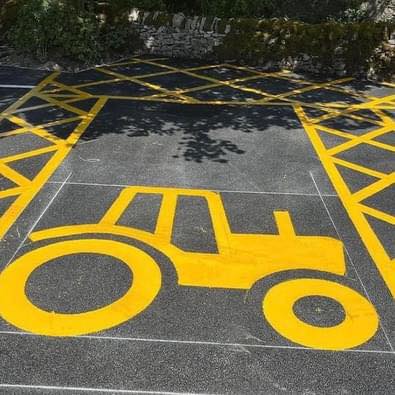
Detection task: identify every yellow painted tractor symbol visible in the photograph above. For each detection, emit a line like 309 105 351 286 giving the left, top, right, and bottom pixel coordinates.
0 186 379 350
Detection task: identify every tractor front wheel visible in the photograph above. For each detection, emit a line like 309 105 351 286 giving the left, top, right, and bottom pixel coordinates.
261 277 379 350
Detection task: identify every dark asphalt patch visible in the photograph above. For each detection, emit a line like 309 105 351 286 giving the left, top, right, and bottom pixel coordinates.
7 152 54 181
80 79 157 96
290 88 364 105
55 69 113 86
0 66 48 86
187 85 263 101
142 72 210 91
106 62 170 77
236 76 306 95
27 253 132 314
50 100 334 195
1 334 395 393
0 133 52 157
193 66 256 81
0 87 29 112
319 116 378 135
335 143 395 174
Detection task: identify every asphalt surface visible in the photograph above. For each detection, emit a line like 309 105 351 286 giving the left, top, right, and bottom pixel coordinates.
0 58 394 394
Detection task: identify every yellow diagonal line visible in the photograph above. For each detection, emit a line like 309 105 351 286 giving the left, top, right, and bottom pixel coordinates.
224 62 379 105
0 128 28 138
140 58 356 111
0 163 30 187
332 157 386 179
373 108 395 125
328 125 395 156
142 74 269 101
6 115 65 146
316 125 357 140
359 204 395 225
310 99 394 126
224 62 369 103
1 145 58 164
311 108 386 127
75 70 264 97
1 116 85 138
358 94 395 109
366 139 395 152
71 78 122 90
37 94 87 116
66 98 107 145
136 58 270 97
10 96 91 118
44 80 92 97
107 57 168 67
38 116 85 129
352 173 395 203
88 63 223 89
262 77 354 104
0 73 60 123
96 67 198 103
316 125 395 153
0 187 25 199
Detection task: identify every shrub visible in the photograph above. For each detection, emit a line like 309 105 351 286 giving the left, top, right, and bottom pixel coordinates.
129 0 367 23
7 0 141 63
0 0 21 33
216 18 394 74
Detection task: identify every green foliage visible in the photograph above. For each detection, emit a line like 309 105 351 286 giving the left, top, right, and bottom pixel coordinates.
0 0 21 33
216 18 394 74
129 0 366 23
7 0 141 63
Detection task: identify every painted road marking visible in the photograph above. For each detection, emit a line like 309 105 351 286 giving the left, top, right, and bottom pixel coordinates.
296 105 395 298
4 58 392 297
4 172 72 268
310 171 394 351
0 384 208 395
0 84 36 89
0 73 107 240
47 180 339 197
0 59 393 351
0 186 379 349
1 330 394 355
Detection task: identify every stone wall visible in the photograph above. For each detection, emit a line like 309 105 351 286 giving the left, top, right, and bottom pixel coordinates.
130 10 228 59
361 0 395 21
130 9 394 79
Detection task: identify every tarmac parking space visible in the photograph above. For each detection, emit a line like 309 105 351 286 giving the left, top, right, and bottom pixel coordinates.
0 58 394 393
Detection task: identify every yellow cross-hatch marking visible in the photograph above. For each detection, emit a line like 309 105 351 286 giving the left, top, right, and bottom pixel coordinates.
0 58 394 300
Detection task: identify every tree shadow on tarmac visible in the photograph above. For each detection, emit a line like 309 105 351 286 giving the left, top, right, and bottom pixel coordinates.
79 99 302 163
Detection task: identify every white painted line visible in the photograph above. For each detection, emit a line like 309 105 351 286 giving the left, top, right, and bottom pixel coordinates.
0 330 394 356
0 84 36 89
4 172 72 268
309 171 394 353
0 384 210 395
47 180 338 197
